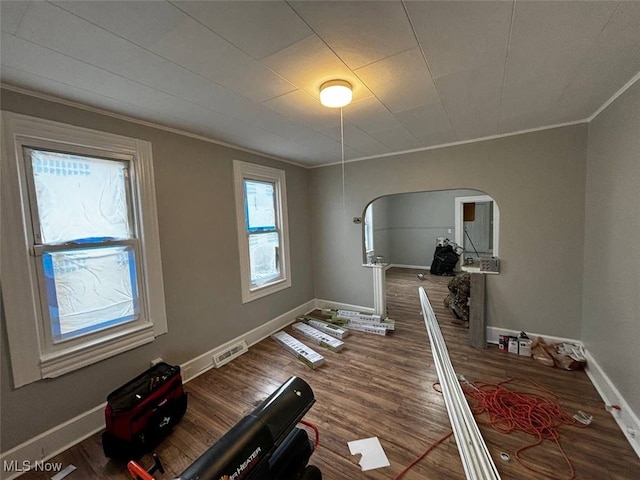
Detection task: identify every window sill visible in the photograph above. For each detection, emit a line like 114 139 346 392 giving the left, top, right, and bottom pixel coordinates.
243 277 291 303
39 323 155 379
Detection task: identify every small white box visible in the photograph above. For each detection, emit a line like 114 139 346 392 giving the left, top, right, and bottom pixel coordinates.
508 337 519 354
518 339 532 357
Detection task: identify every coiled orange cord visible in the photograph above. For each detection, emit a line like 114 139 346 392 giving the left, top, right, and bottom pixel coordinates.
461 378 589 480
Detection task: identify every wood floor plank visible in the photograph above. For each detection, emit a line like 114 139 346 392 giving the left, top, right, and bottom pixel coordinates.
16 267 640 479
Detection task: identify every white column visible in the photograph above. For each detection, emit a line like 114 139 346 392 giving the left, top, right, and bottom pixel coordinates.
372 264 387 318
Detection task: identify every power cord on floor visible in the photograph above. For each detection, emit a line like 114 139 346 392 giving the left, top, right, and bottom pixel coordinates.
392 430 453 480
393 378 589 480
460 377 589 480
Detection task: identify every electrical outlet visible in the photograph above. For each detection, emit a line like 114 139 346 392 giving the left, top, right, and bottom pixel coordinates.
627 426 636 439
150 357 163 367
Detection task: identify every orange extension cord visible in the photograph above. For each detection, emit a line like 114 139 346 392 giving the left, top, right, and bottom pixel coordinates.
392 430 453 480
461 378 588 480
395 378 588 480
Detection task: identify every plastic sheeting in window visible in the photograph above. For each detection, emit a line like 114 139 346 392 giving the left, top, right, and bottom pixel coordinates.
29 149 133 245
43 245 139 342
244 179 276 232
249 232 280 286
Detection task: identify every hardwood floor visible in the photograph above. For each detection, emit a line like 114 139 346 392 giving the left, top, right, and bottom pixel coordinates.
17 268 640 479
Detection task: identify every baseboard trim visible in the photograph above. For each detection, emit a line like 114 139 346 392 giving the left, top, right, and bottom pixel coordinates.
181 299 316 382
0 298 316 478
0 404 105 480
387 264 430 271
314 298 375 314
583 350 640 458
485 326 582 346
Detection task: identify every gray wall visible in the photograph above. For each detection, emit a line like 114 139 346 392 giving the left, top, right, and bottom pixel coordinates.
372 189 479 267
311 125 587 338
0 89 315 450
583 81 640 415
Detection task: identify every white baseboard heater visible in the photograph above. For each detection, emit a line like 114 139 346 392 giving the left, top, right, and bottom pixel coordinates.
419 287 501 479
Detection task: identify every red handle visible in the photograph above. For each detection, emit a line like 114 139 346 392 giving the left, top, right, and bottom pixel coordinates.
127 460 155 480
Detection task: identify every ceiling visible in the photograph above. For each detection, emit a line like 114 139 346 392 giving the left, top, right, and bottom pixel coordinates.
1 1 639 167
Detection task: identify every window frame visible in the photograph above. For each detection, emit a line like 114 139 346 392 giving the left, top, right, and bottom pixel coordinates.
233 160 291 303
1 111 167 387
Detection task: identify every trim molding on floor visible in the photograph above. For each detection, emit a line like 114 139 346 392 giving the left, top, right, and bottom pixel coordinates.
4 300 638 477
583 350 640 458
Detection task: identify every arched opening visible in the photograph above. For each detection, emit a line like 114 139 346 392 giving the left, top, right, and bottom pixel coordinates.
362 188 500 273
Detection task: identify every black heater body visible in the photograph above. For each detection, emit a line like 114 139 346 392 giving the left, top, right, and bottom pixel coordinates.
176 376 320 480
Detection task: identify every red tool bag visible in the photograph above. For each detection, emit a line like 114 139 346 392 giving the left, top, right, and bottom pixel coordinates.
102 362 187 458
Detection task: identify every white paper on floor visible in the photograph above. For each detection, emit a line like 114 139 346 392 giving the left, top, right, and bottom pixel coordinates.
347 436 390 471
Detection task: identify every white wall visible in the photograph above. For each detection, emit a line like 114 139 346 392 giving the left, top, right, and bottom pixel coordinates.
583 80 640 416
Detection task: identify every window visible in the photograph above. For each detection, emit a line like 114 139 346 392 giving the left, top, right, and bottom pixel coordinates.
1 112 167 387
233 160 290 303
364 203 374 255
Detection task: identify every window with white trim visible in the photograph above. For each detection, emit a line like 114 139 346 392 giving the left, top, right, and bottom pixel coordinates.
233 160 291 303
1 112 167 387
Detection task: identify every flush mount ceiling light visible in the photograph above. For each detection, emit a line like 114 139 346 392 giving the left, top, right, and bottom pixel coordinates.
319 80 353 108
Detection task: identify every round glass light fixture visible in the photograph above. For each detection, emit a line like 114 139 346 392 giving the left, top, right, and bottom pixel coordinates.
319 80 353 108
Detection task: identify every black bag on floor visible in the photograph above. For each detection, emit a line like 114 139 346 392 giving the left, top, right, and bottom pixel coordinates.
430 245 459 276
102 362 187 459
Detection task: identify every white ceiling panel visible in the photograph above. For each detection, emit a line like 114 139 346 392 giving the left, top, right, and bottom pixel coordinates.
500 1 618 124
435 63 503 139
52 0 186 49
289 0 416 69
0 1 31 35
1 1 639 166
406 0 512 78
355 47 439 113
369 124 423 152
1 33 109 93
1 65 170 124
321 123 391 158
344 96 407 136
262 34 373 104
149 17 295 102
553 1 640 121
173 1 312 60
262 89 341 132
394 102 455 142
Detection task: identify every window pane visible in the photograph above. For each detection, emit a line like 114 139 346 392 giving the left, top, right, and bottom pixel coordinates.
29 149 133 244
42 245 139 342
249 232 280 286
244 180 276 232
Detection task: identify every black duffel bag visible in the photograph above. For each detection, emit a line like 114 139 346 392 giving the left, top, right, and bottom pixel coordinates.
430 245 460 276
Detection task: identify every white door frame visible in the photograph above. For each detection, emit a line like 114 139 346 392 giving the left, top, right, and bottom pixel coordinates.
454 195 500 257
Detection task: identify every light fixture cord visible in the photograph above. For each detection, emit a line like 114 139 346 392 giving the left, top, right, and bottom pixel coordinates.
341 107 346 221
